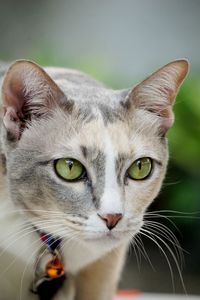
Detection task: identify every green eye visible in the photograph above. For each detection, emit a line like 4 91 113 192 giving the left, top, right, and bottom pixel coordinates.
55 158 85 181
127 157 152 180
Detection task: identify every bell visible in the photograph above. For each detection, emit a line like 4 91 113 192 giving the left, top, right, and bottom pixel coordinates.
46 254 65 279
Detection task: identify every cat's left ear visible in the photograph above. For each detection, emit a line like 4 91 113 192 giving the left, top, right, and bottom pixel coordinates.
123 59 189 134
1 60 70 141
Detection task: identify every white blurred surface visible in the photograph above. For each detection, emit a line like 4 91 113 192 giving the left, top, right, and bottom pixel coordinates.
115 293 200 300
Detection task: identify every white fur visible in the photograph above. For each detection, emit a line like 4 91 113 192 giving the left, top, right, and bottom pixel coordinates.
98 129 123 215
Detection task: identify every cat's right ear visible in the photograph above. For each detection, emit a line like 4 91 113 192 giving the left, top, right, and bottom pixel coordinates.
1 60 71 141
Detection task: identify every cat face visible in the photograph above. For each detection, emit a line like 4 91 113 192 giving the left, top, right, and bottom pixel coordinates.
1 60 188 248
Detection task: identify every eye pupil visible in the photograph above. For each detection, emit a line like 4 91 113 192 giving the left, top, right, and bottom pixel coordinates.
137 161 142 170
68 162 73 171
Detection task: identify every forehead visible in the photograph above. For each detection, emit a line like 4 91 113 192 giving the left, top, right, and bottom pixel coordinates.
21 104 166 164
77 118 131 152
80 119 163 152
59 108 166 161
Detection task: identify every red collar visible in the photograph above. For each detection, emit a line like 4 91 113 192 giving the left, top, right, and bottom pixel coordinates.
39 231 62 252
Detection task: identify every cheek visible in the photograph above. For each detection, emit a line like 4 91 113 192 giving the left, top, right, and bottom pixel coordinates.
46 181 94 213
124 176 165 214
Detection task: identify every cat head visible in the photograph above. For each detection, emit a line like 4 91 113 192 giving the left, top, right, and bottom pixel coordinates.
1 59 188 249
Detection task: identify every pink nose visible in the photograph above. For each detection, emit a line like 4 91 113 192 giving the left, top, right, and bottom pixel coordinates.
98 213 123 230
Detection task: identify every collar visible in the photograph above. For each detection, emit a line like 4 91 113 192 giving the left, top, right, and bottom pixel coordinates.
39 231 62 253
31 229 66 297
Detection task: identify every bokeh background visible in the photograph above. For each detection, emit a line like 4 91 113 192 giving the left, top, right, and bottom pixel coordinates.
0 0 199 296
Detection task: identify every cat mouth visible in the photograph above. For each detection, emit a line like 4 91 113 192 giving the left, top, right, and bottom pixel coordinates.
83 229 135 242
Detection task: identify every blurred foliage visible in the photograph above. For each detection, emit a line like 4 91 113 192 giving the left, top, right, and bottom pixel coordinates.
168 77 200 172
163 77 200 215
153 76 200 271
148 76 200 272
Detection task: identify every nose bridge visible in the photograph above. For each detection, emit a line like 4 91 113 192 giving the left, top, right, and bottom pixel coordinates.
98 152 125 217
100 185 123 212
99 130 124 214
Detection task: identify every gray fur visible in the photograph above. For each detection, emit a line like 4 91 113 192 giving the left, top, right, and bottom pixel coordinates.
115 153 130 185
86 149 106 209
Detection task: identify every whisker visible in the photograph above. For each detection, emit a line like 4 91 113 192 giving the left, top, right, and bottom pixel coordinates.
140 228 176 292
140 227 187 294
0 211 85 259
144 212 182 237
143 221 185 267
0 208 87 219
132 233 155 271
131 237 141 270
145 209 200 218
0 219 67 259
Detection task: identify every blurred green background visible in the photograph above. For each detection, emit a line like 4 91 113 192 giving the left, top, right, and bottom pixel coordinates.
0 0 199 295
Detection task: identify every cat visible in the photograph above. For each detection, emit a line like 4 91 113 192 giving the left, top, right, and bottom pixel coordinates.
0 59 188 300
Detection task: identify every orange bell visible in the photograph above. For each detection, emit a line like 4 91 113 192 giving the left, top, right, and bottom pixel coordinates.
46 254 65 279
